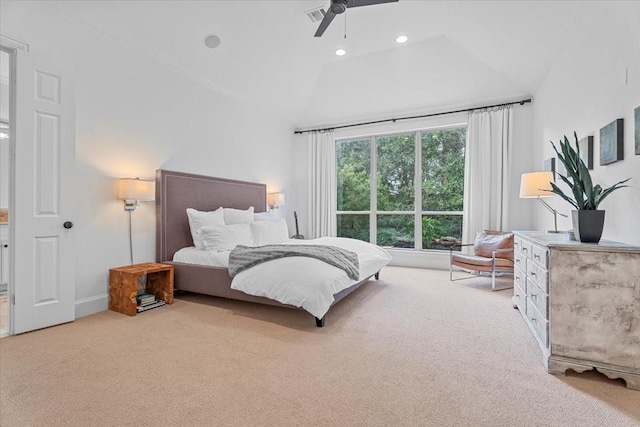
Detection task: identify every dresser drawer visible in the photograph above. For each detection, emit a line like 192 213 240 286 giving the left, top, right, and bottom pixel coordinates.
514 250 526 272
527 298 549 349
520 239 533 259
526 279 548 319
514 236 522 253
526 258 549 293
530 243 549 269
514 265 527 292
513 282 527 314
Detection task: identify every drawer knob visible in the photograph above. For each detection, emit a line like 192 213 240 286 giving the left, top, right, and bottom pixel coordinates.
534 254 540 259
531 272 537 277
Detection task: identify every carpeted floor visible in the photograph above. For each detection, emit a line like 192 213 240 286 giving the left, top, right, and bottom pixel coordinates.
0 267 638 426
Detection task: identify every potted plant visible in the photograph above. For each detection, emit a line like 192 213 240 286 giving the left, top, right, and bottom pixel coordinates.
549 132 631 243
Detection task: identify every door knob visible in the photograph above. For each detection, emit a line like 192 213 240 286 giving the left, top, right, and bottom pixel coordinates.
63 221 73 229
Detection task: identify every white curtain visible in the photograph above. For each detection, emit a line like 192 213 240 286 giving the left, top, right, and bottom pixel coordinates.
307 130 336 238
462 106 513 244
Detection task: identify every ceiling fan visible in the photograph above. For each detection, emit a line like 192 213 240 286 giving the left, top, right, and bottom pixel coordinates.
314 0 399 37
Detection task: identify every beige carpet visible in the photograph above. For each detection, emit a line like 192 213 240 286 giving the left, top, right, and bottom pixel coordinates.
0 267 638 426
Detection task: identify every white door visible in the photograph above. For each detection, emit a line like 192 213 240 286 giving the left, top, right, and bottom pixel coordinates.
12 48 76 334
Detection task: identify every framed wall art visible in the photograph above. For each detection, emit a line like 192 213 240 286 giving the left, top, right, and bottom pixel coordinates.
578 135 593 169
600 118 624 165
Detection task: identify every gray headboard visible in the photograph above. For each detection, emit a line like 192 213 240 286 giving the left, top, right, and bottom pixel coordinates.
156 169 266 262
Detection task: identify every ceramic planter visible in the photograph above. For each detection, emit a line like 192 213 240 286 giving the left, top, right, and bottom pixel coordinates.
571 210 605 243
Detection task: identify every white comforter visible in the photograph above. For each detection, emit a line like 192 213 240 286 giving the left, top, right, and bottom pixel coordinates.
173 237 392 319
231 237 392 319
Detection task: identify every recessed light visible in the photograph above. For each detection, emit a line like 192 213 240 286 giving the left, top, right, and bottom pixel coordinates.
396 35 408 44
204 34 221 49
335 48 346 56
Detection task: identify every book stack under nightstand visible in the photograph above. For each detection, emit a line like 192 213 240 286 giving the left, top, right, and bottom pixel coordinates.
136 293 166 313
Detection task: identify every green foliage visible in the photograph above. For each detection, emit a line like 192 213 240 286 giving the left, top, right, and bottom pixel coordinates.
336 214 369 242
377 134 415 211
422 217 445 247
377 215 414 247
422 128 466 211
550 132 631 210
337 139 370 211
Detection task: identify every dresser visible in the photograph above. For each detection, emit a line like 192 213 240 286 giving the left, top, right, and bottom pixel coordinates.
513 231 640 390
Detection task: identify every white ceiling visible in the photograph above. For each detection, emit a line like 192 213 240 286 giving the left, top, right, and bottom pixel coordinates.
51 0 588 128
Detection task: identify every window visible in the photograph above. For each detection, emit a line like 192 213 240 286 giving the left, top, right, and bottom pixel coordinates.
336 126 466 251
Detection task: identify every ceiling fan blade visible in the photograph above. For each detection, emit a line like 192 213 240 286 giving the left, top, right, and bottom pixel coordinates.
314 10 337 37
347 0 398 8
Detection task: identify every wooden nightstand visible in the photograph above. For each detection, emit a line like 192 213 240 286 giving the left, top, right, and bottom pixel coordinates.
109 262 174 316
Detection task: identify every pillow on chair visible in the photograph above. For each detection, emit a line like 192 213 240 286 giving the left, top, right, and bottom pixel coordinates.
474 231 514 261
483 229 508 235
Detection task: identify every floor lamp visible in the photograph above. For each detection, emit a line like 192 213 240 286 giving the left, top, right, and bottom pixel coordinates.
519 171 567 233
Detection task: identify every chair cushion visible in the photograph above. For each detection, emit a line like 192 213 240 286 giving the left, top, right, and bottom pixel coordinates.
451 253 514 270
483 229 507 235
474 232 514 260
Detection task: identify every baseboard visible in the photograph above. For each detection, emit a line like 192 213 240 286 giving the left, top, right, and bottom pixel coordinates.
388 249 450 270
75 293 108 318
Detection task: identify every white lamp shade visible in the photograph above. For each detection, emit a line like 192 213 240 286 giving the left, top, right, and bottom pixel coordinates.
118 178 155 201
519 172 554 198
267 192 285 207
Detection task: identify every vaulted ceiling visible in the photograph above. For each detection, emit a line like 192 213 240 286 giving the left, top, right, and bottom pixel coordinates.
50 0 588 128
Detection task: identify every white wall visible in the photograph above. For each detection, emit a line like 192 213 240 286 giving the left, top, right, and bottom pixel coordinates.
1 2 296 317
294 104 535 269
532 1 640 245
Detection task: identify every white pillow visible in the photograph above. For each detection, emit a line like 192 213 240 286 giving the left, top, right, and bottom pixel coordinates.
254 211 279 221
250 219 289 246
223 206 255 225
186 207 224 250
199 224 253 252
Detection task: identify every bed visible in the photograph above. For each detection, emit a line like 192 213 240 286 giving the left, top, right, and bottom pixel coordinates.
156 169 391 327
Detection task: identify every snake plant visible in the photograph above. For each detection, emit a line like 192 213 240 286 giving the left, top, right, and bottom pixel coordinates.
549 132 630 210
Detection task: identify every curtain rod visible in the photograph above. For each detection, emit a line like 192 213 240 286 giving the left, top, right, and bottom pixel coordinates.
294 98 532 135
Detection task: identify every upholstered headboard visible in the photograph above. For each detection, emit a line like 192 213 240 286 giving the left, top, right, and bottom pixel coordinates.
156 170 266 262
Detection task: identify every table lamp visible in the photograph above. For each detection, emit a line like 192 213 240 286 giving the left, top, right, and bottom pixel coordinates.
519 171 567 233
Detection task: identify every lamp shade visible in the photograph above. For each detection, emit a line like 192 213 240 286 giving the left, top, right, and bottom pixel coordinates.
519 172 554 198
267 192 285 207
118 178 155 201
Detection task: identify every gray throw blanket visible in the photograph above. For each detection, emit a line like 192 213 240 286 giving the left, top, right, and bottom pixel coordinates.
229 244 360 280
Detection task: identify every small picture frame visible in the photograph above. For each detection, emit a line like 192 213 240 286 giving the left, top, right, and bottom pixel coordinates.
600 118 624 165
543 157 556 179
578 135 593 169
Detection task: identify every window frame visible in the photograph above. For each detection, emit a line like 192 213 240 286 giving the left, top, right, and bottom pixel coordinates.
336 124 466 251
